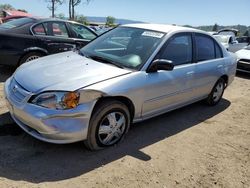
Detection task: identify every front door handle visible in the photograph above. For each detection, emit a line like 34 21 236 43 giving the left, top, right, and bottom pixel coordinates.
42 39 52 42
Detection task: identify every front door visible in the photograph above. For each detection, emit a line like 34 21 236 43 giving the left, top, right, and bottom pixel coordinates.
142 33 196 119
66 22 97 49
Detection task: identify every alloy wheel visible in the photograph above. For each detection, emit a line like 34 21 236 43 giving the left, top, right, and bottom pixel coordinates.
212 81 224 102
98 112 126 146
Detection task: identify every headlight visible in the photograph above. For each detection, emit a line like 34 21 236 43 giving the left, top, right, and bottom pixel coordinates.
31 91 79 110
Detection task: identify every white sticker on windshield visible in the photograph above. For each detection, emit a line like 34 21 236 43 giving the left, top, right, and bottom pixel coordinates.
142 31 164 38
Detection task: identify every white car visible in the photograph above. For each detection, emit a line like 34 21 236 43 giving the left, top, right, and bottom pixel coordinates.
235 45 250 73
214 35 247 53
214 29 248 53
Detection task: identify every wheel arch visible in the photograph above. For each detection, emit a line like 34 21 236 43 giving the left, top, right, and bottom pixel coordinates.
220 74 228 87
23 47 48 56
92 96 135 122
18 47 48 65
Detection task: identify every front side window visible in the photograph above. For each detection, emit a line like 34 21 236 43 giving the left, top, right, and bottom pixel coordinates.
195 34 215 61
51 22 69 38
69 23 96 40
157 34 193 66
81 27 165 70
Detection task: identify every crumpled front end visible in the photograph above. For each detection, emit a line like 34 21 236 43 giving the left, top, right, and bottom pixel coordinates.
4 77 96 144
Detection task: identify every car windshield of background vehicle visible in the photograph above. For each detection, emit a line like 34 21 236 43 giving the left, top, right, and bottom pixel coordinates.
80 27 165 70
0 17 34 29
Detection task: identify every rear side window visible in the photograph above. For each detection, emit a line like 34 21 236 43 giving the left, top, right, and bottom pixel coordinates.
51 22 69 38
195 34 215 61
158 34 193 66
195 34 223 61
33 24 46 35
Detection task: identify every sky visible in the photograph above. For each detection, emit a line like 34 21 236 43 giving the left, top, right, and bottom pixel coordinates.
1 0 250 26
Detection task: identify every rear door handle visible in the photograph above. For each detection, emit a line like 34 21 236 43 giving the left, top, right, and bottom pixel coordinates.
217 65 223 68
186 71 194 75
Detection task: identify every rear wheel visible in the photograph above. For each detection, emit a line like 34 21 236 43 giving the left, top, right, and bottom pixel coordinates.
84 100 130 150
19 52 43 66
206 78 225 106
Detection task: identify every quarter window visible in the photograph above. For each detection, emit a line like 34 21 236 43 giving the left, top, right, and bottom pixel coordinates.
215 43 223 58
158 34 193 66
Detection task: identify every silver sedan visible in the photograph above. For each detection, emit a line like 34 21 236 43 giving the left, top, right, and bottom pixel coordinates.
4 24 237 150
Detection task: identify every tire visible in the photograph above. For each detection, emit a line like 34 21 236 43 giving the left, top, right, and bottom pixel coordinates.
19 52 43 66
84 100 130 151
206 78 225 106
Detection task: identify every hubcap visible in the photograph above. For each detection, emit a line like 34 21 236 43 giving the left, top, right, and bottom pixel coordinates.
213 82 224 102
25 55 40 63
98 112 126 145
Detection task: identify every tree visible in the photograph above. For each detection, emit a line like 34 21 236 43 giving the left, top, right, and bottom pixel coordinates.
68 0 72 19
69 0 91 20
75 14 88 25
106 16 115 26
212 23 218 31
46 0 63 18
55 13 66 19
0 4 15 10
243 30 249 37
0 4 15 17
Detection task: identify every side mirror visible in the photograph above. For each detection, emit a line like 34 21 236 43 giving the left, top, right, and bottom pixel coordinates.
147 59 174 73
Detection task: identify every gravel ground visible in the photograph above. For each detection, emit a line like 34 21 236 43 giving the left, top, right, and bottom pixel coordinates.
0 65 249 188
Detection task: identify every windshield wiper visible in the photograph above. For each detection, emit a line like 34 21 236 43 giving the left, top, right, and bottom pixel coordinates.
79 50 87 56
87 55 124 69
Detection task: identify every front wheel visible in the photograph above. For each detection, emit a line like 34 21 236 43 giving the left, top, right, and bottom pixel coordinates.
84 100 130 150
206 78 225 106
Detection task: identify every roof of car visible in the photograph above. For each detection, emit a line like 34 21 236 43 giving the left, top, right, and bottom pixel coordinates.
30 18 86 26
123 23 202 34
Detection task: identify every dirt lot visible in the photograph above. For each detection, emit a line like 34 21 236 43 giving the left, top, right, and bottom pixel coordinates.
0 65 249 188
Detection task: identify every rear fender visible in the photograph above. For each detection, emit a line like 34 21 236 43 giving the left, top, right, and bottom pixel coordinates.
23 47 48 55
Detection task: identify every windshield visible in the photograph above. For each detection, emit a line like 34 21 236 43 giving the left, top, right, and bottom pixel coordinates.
80 27 165 70
0 17 34 29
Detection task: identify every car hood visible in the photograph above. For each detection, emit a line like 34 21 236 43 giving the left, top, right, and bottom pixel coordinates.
14 51 132 93
235 49 250 59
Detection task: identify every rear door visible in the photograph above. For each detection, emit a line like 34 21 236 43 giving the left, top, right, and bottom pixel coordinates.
193 33 225 98
32 21 77 54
